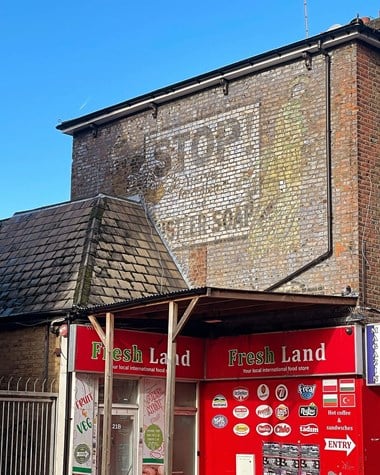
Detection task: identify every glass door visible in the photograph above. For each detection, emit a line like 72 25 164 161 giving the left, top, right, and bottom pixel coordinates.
173 382 198 475
98 408 138 475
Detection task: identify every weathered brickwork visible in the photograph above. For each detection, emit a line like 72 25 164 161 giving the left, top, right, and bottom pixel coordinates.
70 42 378 297
357 44 380 309
0 326 59 384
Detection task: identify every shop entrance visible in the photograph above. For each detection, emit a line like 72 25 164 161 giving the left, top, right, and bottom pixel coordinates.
98 407 139 475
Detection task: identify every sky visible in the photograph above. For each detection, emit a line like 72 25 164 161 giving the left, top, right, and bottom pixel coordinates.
1 1 378 219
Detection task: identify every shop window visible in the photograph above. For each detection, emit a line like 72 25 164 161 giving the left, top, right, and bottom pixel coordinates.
98 378 138 405
175 381 197 407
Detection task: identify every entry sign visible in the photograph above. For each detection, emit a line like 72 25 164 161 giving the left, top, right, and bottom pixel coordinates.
366 324 380 385
324 435 356 456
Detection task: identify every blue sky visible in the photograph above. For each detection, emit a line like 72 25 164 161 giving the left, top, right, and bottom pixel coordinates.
1 1 378 219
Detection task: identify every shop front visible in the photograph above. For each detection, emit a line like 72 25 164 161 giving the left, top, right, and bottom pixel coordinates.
68 324 203 475
66 313 380 474
200 325 367 474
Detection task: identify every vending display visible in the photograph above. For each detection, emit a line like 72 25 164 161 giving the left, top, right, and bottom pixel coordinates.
262 442 320 475
200 377 362 474
69 323 380 474
200 326 364 475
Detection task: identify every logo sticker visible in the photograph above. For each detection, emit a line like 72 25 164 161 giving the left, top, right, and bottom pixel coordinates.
300 424 319 436
233 387 249 402
275 384 288 401
212 415 228 429
256 423 273 436
212 394 228 408
256 404 273 418
299 403 318 417
298 384 316 400
233 406 249 419
233 423 250 436
74 444 91 464
275 404 289 420
257 384 270 401
274 423 292 437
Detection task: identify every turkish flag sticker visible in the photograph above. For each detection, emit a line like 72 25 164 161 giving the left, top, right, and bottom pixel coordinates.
340 393 356 407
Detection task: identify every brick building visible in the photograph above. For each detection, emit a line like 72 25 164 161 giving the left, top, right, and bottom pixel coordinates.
0 14 379 475
0 196 187 474
56 17 380 475
59 18 380 307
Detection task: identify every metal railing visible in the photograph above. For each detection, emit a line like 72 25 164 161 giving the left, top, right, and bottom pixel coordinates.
0 376 58 475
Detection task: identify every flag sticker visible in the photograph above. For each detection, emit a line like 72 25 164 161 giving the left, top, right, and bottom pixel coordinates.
339 378 355 392
340 394 356 408
323 393 338 407
322 379 338 393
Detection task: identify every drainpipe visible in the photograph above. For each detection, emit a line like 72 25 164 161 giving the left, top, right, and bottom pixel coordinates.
266 45 333 291
63 317 72 475
44 324 50 382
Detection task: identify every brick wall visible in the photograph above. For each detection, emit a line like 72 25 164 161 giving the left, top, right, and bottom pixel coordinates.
0 325 60 386
357 43 380 310
70 42 377 297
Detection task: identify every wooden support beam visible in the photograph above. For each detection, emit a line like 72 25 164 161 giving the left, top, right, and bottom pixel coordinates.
88 315 106 346
102 312 114 475
164 297 199 474
173 296 199 341
164 301 178 475
88 313 114 475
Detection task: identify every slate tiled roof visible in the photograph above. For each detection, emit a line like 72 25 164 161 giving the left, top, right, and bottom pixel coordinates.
0 195 187 318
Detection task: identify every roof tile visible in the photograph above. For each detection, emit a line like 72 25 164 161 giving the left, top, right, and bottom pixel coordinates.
0 195 187 318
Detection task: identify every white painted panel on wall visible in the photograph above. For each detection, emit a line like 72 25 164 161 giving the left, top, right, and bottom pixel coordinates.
236 453 255 475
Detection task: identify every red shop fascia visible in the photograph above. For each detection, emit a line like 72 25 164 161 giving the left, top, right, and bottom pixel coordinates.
71 323 380 475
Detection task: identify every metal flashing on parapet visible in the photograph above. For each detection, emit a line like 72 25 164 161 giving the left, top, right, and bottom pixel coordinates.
90 123 98 138
150 103 158 119
302 51 313 70
220 78 229 95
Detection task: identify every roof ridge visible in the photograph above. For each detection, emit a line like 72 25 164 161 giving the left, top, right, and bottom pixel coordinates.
5 193 141 220
73 195 105 306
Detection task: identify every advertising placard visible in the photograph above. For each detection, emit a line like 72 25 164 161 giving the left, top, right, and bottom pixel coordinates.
71 373 96 475
365 324 380 386
142 378 165 473
206 326 361 379
200 377 362 475
71 325 204 379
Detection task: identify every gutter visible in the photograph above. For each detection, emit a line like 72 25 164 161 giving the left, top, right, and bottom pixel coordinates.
57 23 380 136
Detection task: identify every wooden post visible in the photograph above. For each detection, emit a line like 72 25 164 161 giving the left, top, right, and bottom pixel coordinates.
102 312 114 475
164 301 178 475
89 313 114 475
163 297 199 474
